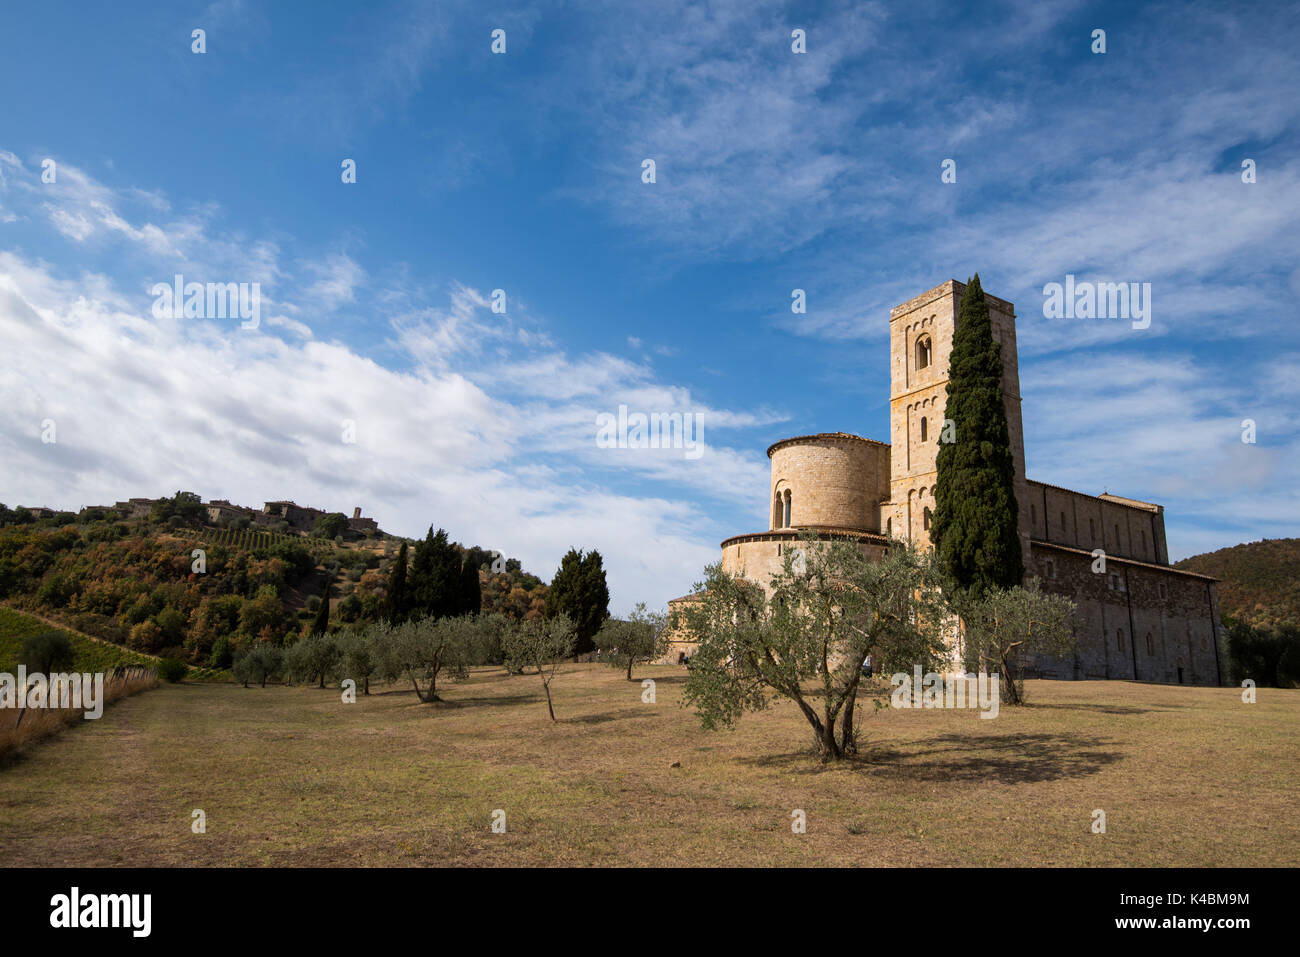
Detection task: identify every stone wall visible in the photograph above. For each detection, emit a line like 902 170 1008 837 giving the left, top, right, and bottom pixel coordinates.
1027 481 1169 565
768 434 889 532
1023 541 1224 685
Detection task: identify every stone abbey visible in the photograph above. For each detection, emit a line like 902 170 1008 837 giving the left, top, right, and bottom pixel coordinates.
667 279 1224 686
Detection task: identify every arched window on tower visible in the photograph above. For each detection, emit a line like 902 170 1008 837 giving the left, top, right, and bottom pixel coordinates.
922 507 932 531
920 416 928 442
783 489 792 529
915 335 932 370
773 494 782 529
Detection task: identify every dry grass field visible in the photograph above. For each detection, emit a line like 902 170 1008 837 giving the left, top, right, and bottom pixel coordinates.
0 663 1295 867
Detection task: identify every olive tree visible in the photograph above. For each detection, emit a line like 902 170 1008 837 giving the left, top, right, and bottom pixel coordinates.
284 631 342 688
504 614 576 721
232 643 284 688
338 625 377 695
955 581 1077 705
374 615 474 703
681 536 949 762
593 602 669 680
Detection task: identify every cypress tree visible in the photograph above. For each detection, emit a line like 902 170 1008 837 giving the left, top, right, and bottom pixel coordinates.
387 541 409 624
459 557 482 616
930 274 1023 597
311 588 330 635
545 548 610 655
408 527 463 619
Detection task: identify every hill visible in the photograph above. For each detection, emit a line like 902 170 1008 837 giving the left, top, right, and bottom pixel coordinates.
1174 537 1300 628
0 504 548 669
0 606 157 675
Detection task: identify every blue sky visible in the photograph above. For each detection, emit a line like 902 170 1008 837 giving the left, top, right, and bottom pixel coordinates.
2 0 1298 612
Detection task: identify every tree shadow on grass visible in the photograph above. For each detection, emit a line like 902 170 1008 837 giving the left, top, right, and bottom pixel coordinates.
437 693 540 710
738 731 1122 785
563 709 658 726
1030 702 1169 715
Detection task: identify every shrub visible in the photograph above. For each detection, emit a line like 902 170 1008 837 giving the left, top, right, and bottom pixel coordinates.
157 658 188 682
210 634 234 670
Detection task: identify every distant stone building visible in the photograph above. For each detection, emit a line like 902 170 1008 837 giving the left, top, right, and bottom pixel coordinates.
206 499 253 525
665 279 1224 686
347 506 379 535
262 500 326 531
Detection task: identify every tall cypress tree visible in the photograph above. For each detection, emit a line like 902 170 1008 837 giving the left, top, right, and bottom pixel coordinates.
408 527 463 620
930 274 1023 597
459 557 482 616
387 541 409 624
545 548 610 655
311 588 330 635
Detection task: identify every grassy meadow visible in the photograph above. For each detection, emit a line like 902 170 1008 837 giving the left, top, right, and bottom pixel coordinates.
0 662 1294 867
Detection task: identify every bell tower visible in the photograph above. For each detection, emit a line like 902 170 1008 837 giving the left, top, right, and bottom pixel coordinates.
886 279 1031 560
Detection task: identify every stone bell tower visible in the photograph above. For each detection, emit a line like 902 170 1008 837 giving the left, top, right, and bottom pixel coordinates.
885 279 1031 562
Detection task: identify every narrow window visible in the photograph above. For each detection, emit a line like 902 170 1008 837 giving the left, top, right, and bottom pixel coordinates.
1060 511 1067 534
1089 518 1096 539
920 416 928 442
1141 529 1146 552
783 490 792 529
1145 633 1154 656
1158 583 1167 599
886 517 892 537
923 507 932 531
915 336 932 370
1117 628 1125 652
1045 559 1055 579
1114 523 1120 545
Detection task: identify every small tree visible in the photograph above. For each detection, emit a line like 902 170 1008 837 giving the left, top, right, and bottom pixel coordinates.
285 631 341 688
505 614 576 721
373 616 474 703
593 602 669 680
233 643 284 688
682 537 949 762
314 512 349 539
956 581 1077 705
19 630 75 674
338 626 377 695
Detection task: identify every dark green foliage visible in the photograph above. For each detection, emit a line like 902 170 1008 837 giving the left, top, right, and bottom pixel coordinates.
386 541 409 623
210 635 234 670
252 541 315 582
544 548 610 655
407 528 473 620
20 630 75 674
1224 618 1300 688
150 491 204 526
314 512 348 539
459 558 482 615
338 592 363 623
310 589 330 635
157 658 189 682
931 274 1023 597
